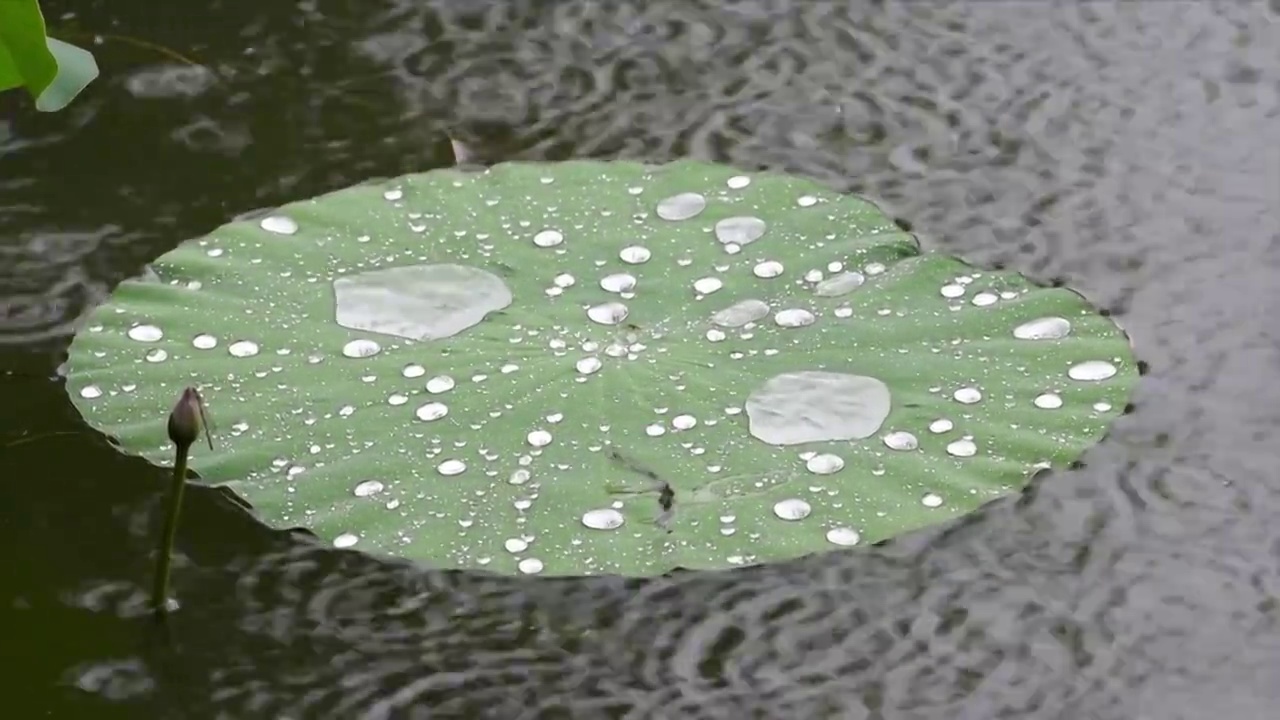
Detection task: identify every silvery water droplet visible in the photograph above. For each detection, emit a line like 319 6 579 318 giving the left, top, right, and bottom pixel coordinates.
437 459 466 476
921 492 944 508
425 375 455 393
527 430 552 447
620 246 651 264
774 308 815 328
388 393 408 405
645 423 666 437
334 264 512 342
773 498 812 520
260 215 298 235
587 302 629 326
753 260 784 278
533 229 564 247
508 469 531 486
1094 402 1113 412
206 248 224 257
600 273 637 293
127 324 163 342
656 192 706 220
727 175 751 189
504 538 528 553
928 418 954 433
806 453 845 474
712 299 770 328
1014 316 1071 340
713 216 766 246
946 439 977 457
953 387 982 404
971 292 998 307
518 558 544 574
575 357 602 375
883 431 919 450
746 371 891 445
192 334 217 349
145 348 168 363
228 340 260 357
1034 392 1063 409
581 508 625 530
402 364 426 378
814 271 866 297
797 195 818 207
79 385 103 399
415 402 448 421
693 277 723 295
383 188 403 201
940 284 965 298
553 273 576 288
353 480 385 497
672 414 697 430
342 339 382 358
864 262 886 275
333 533 358 548
1068 360 1117 381
825 527 861 546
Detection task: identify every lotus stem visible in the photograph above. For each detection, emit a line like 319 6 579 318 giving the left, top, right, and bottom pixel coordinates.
151 386 212 616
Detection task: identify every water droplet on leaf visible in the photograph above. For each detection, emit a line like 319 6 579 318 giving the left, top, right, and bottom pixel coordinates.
656 192 706 221
259 215 299 235
773 498 812 520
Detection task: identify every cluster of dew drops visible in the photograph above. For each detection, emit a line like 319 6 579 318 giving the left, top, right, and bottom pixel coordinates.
76 171 1126 572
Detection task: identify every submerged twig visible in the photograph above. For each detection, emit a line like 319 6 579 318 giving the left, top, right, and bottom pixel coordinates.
151 386 213 617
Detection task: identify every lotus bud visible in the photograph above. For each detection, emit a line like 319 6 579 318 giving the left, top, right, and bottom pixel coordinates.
449 137 475 166
167 386 211 449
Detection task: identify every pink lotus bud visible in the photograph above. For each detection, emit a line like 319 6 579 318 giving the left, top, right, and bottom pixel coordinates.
449 137 475 165
167 386 212 449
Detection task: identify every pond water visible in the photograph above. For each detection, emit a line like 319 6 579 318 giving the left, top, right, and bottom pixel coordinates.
3 1 1279 718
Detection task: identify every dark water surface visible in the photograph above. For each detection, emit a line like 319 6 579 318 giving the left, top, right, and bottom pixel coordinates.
4 1 1280 717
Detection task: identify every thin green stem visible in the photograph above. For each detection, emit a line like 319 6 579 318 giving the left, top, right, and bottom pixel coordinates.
151 441 191 615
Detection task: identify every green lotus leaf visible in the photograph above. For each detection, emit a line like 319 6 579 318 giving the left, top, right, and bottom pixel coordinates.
0 1 98 111
63 159 1137 576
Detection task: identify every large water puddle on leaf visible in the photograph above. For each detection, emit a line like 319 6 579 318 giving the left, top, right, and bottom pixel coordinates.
744 371 892 445
332 264 512 341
